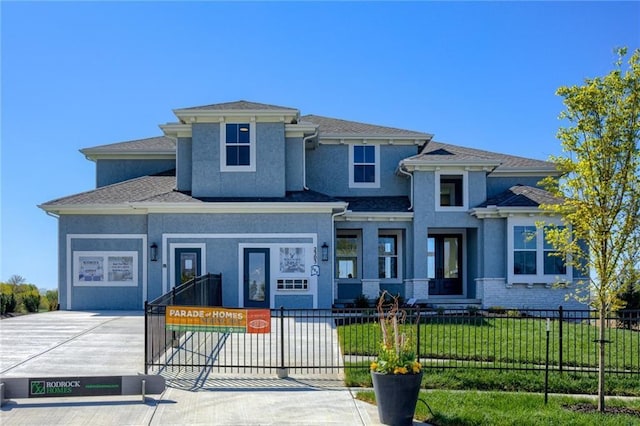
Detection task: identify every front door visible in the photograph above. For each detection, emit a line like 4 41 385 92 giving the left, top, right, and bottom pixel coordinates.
244 248 270 308
174 248 201 286
427 235 462 295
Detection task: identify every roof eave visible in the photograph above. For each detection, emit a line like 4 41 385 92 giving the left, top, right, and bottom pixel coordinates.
338 211 414 222
80 150 176 161
470 205 561 219
401 159 500 172
489 168 561 177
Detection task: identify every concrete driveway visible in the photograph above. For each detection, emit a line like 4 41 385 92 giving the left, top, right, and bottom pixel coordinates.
0 311 395 425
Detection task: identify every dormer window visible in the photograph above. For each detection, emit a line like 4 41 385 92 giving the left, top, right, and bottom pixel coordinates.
349 145 380 188
435 170 468 211
220 122 256 172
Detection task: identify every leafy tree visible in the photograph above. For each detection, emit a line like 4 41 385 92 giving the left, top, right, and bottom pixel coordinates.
541 48 640 412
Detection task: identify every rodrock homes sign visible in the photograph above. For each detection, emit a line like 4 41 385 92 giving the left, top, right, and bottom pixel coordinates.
29 376 121 397
165 306 271 333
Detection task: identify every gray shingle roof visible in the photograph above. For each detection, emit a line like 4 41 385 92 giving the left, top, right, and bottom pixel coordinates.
340 196 411 212
176 100 298 112
477 185 563 208
408 141 557 172
301 115 432 139
40 171 188 206
198 190 341 203
80 136 175 154
39 173 345 208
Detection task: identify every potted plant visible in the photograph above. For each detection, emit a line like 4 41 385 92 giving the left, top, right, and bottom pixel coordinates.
370 292 423 426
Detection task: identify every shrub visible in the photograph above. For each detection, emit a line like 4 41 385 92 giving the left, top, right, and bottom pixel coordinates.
0 292 17 314
22 290 41 313
354 294 369 308
466 305 480 316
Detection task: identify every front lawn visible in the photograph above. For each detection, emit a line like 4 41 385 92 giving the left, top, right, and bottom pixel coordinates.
356 389 640 426
338 314 639 371
344 363 640 396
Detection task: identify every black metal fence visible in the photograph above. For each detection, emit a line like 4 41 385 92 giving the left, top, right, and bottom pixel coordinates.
338 306 640 375
145 303 639 377
145 273 222 371
145 308 342 374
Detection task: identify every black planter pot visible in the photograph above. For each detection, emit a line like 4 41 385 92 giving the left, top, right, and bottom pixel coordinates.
371 371 424 426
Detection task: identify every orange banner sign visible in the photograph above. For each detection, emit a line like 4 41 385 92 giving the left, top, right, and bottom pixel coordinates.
165 306 271 333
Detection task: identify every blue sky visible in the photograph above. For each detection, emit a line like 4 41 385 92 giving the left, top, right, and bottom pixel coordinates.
1 1 639 290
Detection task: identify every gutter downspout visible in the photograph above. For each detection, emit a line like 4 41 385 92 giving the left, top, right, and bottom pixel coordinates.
302 130 318 190
44 211 60 219
397 161 414 210
331 205 348 303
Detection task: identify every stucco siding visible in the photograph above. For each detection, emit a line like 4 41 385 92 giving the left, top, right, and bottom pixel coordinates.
306 144 415 196
96 159 175 188
285 137 304 191
191 122 286 197
58 215 148 310
176 137 192 192
150 212 335 308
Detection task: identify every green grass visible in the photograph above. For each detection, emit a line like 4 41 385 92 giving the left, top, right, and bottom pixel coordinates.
356 390 640 426
338 315 639 370
344 363 640 396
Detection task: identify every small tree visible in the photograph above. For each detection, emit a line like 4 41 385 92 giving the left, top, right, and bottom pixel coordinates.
45 289 59 311
541 48 640 412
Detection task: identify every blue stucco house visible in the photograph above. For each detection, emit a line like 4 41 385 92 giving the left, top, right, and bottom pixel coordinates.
39 101 586 311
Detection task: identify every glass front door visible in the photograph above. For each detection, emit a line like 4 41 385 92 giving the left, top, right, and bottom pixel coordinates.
244 248 270 308
427 235 462 295
174 248 201 286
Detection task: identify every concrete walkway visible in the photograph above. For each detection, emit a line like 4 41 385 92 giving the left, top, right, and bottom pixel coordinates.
0 311 406 425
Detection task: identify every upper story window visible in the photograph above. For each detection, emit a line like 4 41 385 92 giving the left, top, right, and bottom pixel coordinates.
349 145 380 188
220 122 256 172
378 231 402 280
435 171 468 211
336 230 361 278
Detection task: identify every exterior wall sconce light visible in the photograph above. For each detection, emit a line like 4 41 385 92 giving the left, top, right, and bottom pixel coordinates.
321 242 329 262
150 243 158 262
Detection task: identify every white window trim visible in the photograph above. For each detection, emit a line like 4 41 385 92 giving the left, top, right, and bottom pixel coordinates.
220 121 256 172
435 170 468 211
73 251 138 287
349 144 380 188
378 230 403 281
507 216 572 286
66 234 147 310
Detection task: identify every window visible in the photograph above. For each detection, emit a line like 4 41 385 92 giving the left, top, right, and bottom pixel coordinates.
220 122 256 171
435 171 468 210
378 232 400 279
336 231 360 278
277 278 308 290
440 175 463 206
349 145 380 188
73 251 138 287
514 226 537 275
544 226 566 275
